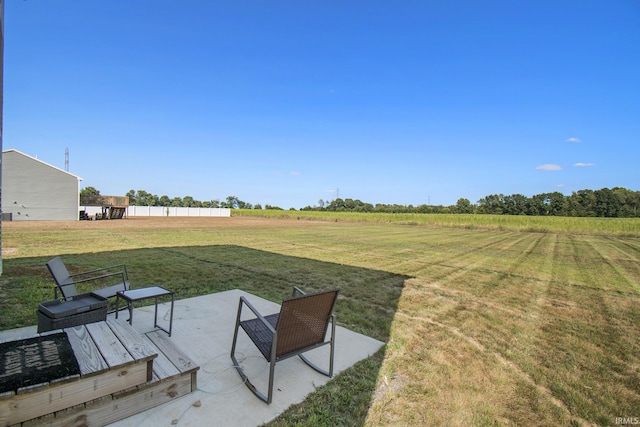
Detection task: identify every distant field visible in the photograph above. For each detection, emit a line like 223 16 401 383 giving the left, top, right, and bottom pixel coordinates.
1 215 639 426
236 209 640 236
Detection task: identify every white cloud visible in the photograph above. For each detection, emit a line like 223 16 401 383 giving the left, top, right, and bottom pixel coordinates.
566 137 582 143
290 171 302 176
536 164 563 171
574 162 595 167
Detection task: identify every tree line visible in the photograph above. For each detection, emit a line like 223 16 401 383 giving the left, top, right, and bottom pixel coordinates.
474 188 639 217
303 187 639 218
80 186 640 218
123 190 260 209
80 188 281 210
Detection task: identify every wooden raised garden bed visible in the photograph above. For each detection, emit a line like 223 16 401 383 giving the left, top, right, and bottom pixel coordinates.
0 319 198 426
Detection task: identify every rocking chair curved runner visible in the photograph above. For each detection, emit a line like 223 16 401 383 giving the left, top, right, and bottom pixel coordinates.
230 287 340 404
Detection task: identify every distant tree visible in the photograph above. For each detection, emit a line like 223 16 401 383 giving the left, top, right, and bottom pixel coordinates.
567 190 596 217
225 196 239 209
326 198 345 211
503 194 528 215
356 202 374 212
612 187 639 217
595 188 621 217
132 190 158 206
344 198 357 210
80 186 104 205
626 190 640 217
182 196 195 207
125 189 137 205
547 192 567 216
415 204 433 213
477 194 505 214
455 198 474 214
528 194 547 216
236 199 252 209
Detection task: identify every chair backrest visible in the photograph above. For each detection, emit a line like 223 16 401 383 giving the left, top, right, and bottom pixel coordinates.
46 257 78 298
275 288 339 357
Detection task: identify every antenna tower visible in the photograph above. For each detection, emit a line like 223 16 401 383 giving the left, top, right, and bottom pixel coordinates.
65 148 69 171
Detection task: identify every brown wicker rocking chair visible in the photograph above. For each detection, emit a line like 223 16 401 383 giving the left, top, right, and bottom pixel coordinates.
230 287 339 404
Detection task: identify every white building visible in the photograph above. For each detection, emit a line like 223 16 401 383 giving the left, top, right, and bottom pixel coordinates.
2 149 83 221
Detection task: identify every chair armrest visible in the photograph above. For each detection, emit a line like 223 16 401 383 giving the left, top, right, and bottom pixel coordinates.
291 286 306 297
238 296 276 334
71 270 127 285
70 264 129 281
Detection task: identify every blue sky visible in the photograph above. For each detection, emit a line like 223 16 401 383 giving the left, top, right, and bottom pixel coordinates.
4 1 639 209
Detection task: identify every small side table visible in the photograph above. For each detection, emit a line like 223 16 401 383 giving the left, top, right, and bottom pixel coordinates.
116 286 175 336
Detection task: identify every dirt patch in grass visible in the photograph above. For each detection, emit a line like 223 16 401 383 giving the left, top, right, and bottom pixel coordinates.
2 247 18 256
3 216 301 230
2 217 272 229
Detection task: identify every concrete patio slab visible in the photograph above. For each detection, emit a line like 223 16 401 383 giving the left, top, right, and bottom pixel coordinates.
0 289 381 426
2 290 383 426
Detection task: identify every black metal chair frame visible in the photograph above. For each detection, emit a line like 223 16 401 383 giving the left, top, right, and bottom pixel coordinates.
46 256 130 303
230 286 339 404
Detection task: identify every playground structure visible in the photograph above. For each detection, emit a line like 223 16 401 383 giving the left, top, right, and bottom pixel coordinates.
80 195 128 220
97 205 127 220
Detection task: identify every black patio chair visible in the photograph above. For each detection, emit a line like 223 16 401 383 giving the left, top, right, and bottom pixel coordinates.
230 286 339 404
46 256 130 302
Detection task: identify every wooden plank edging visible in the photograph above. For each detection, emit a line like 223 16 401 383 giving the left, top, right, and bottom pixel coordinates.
106 319 157 382
65 325 109 376
146 330 200 391
85 322 134 368
41 374 195 427
0 361 149 426
145 331 199 375
106 319 157 362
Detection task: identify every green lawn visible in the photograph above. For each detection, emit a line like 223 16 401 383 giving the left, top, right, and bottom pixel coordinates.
1 215 638 426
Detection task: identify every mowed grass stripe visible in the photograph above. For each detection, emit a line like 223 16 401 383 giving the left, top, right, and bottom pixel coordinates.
594 237 640 292
370 233 567 424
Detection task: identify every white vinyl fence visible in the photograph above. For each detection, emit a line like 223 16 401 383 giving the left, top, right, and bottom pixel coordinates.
81 206 231 218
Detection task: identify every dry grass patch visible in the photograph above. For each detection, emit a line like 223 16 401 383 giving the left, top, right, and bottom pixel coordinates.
368 278 577 426
369 315 567 426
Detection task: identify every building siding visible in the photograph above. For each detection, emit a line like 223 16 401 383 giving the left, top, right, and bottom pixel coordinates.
2 150 81 221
